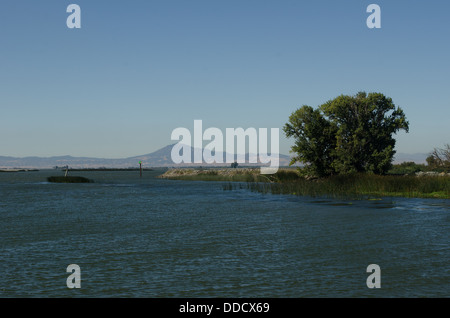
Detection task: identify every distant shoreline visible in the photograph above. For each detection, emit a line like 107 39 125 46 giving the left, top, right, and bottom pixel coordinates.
66 168 154 172
0 169 39 172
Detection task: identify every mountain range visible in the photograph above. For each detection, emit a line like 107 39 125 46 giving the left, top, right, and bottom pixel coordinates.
0 144 292 169
0 144 429 169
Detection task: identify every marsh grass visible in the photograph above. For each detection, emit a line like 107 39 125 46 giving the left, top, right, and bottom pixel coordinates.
167 173 259 182
222 182 247 191
162 168 265 182
248 174 450 199
160 168 449 199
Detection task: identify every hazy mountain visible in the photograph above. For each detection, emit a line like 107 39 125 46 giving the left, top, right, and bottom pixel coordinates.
0 144 292 169
0 144 428 169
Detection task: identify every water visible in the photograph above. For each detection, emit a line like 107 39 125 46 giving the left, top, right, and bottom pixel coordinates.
0 170 448 297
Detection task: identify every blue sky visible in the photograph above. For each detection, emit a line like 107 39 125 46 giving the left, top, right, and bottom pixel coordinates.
1 0 449 158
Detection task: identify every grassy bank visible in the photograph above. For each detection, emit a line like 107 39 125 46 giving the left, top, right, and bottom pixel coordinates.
158 168 266 182
159 168 450 199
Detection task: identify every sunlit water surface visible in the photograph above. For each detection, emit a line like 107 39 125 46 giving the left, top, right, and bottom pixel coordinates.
0 170 448 297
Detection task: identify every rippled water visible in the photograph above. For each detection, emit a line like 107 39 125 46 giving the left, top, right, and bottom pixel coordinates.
0 170 448 297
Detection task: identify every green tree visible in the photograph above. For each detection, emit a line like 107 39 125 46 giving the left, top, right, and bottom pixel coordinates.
426 155 439 169
284 92 409 176
283 105 337 177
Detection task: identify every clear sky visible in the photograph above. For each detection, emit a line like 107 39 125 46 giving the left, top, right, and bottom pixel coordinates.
1 0 449 158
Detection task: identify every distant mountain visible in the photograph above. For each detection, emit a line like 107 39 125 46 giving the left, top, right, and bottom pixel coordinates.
0 144 292 169
0 145 427 169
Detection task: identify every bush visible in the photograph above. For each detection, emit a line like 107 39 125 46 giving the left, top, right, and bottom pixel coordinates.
387 162 427 175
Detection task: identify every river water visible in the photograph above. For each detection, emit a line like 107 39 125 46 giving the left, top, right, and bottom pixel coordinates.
0 170 448 297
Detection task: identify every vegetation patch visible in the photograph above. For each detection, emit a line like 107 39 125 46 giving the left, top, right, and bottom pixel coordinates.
161 168 449 199
47 176 93 183
246 174 450 199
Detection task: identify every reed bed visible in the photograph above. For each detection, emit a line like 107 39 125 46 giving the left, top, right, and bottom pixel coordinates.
247 174 450 199
160 168 450 199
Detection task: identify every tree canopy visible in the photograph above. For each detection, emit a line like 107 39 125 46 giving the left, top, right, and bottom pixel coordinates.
284 92 409 177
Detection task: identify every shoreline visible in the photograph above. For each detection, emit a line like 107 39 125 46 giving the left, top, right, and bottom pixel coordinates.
158 168 450 199
0 169 39 172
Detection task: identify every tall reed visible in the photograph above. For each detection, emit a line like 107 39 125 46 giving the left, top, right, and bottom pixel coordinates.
247 174 450 199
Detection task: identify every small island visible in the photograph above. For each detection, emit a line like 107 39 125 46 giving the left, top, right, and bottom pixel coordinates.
47 176 93 183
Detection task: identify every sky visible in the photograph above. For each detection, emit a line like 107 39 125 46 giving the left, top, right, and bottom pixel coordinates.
0 0 449 158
